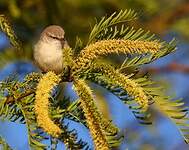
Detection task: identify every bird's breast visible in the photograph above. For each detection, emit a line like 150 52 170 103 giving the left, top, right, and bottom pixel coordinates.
34 41 63 74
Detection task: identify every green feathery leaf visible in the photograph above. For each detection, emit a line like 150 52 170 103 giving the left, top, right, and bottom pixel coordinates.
88 9 137 44
58 122 91 150
85 72 152 125
119 38 177 71
18 96 47 150
134 75 189 143
97 25 156 42
74 36 84 54
50 137 58 150
154 96 189 143
0 136 12 150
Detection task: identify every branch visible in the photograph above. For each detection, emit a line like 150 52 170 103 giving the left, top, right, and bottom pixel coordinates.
5 89 35 104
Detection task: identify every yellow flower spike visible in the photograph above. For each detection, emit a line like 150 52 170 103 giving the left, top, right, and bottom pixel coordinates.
73 79 109 150
0 14 22 55
93 64 149 111
35 71 61 137
74 39 161 72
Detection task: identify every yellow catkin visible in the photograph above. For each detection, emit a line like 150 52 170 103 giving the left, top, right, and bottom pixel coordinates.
74 39 161 71
95 64 149 111
73 79 109 150
0 14 22 53
34 71 61 137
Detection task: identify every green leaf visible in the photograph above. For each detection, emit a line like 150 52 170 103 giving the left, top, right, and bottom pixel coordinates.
119 38 177 71
97 25 156 42
88 9 137 44
85 72 152 125
0 136 12 150
153 96 189 143
136 76 189 144
17 96 47 150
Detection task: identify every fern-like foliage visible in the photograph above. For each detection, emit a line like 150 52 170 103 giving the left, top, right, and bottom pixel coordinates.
85 72 152 125
0 9 188 149
154 96 189 142
97 25 156 42
119 38 177 72
0 136 12 150
134 74 189 143
0 73 91 149
88 9 137 44
19 96 49 149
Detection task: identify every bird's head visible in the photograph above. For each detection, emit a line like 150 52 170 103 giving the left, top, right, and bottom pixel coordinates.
40 25 66 46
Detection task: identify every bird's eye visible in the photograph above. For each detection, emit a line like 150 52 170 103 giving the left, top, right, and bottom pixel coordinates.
49 35 59 40
51 36 65 42
47 32 60 40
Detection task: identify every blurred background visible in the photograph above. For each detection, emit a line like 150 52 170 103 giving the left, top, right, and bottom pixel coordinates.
1 0 189 149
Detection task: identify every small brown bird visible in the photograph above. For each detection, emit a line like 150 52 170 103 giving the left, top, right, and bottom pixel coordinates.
34 25 69 74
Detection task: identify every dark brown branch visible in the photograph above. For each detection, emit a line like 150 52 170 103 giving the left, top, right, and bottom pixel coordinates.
6 90 35 104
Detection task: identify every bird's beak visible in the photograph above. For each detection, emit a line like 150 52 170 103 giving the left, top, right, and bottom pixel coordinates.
62 39 69 48
61 38 66 47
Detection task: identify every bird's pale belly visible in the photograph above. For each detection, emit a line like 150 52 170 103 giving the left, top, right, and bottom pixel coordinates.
34 42 63 74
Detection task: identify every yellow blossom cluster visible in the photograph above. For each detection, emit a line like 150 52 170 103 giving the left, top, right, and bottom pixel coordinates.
95 64 149 110
73 79 109 150
34 71 61 137
74 39 161 71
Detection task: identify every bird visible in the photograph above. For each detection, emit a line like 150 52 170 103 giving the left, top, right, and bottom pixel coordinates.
34 25 69 74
